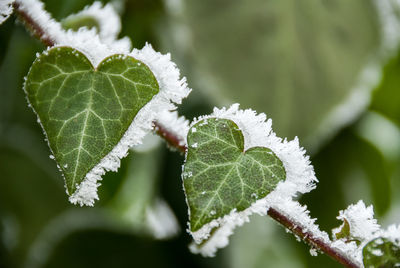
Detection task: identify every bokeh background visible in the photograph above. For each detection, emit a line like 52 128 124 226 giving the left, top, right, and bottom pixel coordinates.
1 0 400 267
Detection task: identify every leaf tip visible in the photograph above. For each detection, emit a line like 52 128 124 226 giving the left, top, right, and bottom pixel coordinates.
68 174 100 207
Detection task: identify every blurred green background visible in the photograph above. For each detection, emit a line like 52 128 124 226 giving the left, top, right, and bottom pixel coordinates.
1 0 400 267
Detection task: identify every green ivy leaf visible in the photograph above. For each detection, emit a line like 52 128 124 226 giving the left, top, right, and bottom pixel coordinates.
334 219 351 240
24 46 159 195
183 118 286 232
333 218 362 245
363 237 400 268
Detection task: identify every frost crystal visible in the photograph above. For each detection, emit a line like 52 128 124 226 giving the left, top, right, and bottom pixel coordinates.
146 199 180 240
69 44 191 206
333 200 380 242
62 2 127 46
17 0 191 206
309 248 318 256
378 225 400 246
187 104 318 256
15 0 130 66
0 0 14 24
330 201 400 266
155 110 190 148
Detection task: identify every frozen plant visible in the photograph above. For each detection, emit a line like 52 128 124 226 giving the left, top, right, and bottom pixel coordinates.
2 0 400 267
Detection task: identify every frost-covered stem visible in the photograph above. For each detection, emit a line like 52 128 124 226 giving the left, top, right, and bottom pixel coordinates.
155 124 360 268
267 207 359 268
16 4 358 266
14 1 186 150
154 121 187 153
153 122 360 267
13 1 55 47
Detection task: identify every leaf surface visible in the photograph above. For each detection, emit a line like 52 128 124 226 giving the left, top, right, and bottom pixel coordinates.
183 118 285 232
363 237 400 267
25 46 159 195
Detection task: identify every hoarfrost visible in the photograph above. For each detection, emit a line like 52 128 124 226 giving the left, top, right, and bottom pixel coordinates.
187 104 319 257
15 0 130 66
379 224 400 245
155 110 189 148
309 248 318 257
333 200 380 242
0 0 14 24
62 2 128 46
69 44 191 206
330 202 400 265
146 198 180 240
18 0 191 206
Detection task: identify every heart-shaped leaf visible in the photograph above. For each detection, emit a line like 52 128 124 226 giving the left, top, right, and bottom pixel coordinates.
183 118 286 232
363 237 400 267
24 46 159 196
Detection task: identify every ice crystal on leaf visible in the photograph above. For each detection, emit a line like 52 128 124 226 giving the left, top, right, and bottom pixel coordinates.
18 0 190 206
333 200 380 242
183 104 318 256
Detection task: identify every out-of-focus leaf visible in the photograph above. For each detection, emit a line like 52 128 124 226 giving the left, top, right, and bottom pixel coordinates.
0 13 14 65
61 1 126 46
0 27 43 127
39 228 182 268
25 143 178 267
371 49 400 127
62 15 100 31
42 0 101 20
106 148 160 227
37 227 163 268
0 145 68 267
303 127 391 228
106 142 179 239
162 0 381 146
226 215 304 268
356 111 400 161
363 237 400 268
120 0 164 48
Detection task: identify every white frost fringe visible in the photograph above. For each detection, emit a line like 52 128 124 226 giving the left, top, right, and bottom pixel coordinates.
333 200 381 242
17 0 191 206
186 104 318 257
0 0 14 24
331 200 400 265
146 198 180 240
155 110 190 148
69 45 191 206
62 2 126 46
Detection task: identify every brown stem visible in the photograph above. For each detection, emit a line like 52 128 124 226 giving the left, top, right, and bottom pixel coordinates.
13 1 55 47
268 208 359 268
153 121 187 153
156 125 360 268
15 3 360 267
